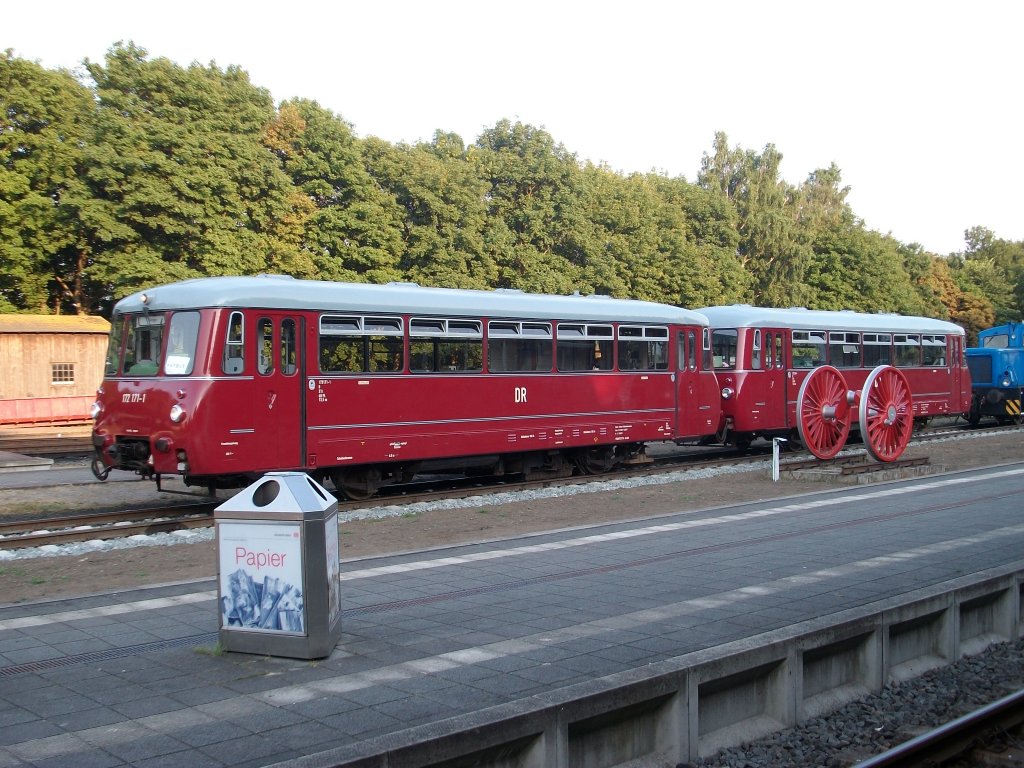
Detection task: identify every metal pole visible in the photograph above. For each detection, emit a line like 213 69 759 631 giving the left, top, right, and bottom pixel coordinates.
772 438 787 482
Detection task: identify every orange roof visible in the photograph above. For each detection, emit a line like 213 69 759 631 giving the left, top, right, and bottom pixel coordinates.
0 314 110 334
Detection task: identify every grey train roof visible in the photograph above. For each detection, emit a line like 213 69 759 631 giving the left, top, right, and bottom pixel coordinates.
113 275 709 326
699 305 965 336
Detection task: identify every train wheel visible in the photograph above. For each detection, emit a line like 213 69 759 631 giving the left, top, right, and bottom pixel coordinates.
796 365 852 460
858 365 913 462
573 446 616 475
331 467 379 501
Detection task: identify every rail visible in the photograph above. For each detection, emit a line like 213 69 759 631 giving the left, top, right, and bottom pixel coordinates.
854 688 1024 767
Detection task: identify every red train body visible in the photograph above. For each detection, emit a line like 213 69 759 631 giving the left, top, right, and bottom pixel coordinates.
90 278 973 495
698 306 972 458
91 276 721 497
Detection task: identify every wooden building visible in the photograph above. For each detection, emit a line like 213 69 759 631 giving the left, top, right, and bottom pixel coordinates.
0 314 110 424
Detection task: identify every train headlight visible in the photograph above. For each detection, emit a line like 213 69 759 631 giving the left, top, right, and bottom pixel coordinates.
169 404 186 423
721 387 734 399
90 401 102 420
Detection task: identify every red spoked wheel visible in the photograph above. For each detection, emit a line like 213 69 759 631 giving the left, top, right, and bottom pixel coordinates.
796 365 853 460
858 365 913 462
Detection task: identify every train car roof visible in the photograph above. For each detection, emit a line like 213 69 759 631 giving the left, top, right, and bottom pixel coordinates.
113 275 709 326
698 305 965 335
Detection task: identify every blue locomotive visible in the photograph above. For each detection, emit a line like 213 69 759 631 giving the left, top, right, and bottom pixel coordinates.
966 322 1024 425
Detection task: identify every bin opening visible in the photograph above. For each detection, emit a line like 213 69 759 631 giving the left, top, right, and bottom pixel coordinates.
252 480 280 507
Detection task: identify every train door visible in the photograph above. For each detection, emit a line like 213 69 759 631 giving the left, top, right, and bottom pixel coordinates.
762 329 788 429
252 313 304 471
676 327 721 438
949 335 969 413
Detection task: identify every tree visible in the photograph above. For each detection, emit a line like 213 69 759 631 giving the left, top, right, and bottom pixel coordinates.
961 226 1024 322
0 51 94 312
71 42 298 303
361 132 497 289
470 120 583 294
698 132 811 306
267 99 405 283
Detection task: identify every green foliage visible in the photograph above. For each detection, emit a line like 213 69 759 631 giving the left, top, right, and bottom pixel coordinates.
2 46 1021 330
0 50 94 312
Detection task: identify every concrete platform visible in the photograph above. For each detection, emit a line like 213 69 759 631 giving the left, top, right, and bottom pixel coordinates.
2 462 1023 767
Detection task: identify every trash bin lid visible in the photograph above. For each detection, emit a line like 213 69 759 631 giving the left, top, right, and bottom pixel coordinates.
215 472 337 520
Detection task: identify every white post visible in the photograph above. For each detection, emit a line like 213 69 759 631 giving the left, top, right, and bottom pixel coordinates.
772 437 787 482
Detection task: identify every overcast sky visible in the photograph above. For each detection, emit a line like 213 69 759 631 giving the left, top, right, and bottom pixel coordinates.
7 0 1022 255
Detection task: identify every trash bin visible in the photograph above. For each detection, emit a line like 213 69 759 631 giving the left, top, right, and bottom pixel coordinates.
214 472 341 659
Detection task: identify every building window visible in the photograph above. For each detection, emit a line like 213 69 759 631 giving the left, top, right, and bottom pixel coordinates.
51 362 75 385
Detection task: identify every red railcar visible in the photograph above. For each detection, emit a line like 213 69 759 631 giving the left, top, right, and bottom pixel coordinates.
698 306 972 460
91 276 722 497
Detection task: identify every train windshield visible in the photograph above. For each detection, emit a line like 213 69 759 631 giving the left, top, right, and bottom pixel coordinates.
105 311 200 376
164 311 200 375
123 314 166 376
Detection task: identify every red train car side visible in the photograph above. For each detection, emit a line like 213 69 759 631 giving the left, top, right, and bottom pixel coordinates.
698 305 971 460
90 276 722 497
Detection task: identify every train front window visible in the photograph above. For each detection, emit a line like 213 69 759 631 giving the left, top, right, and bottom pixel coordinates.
711 329 737 370
123 314 166 376
104 318 125 375
164 311 199 375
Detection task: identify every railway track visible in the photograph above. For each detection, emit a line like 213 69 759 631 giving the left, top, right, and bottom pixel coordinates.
0 434 92 457
0 445 932 551
855 688 1024 767
4 418 1018 551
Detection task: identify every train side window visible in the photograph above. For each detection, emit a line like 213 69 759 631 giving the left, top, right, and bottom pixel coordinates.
409 318 483 373
828 331 861 368
710 329 737 369
488 321 553 372
751 330 762 369
922 334 947 367
791 330 826 368
702 328 712 370
319 315 404 374
557 323 613 371
774 334 784 369
222 312 245 375
894 334 921 367
257 318 274 375
863 333 892 367
165 311 200 375
281 319 297 375
618 326 668 371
